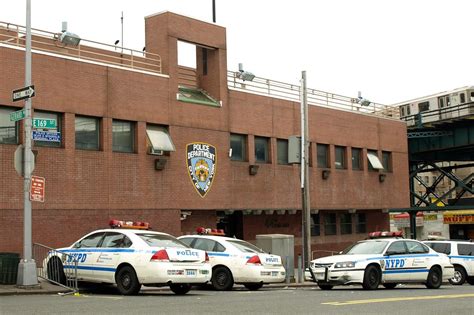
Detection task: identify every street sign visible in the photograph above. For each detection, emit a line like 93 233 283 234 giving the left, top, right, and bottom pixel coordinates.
14 145 36 176
10 109 26 122
12 85 35 102
32 130 61 142
30 175 45 202
33 118 57 129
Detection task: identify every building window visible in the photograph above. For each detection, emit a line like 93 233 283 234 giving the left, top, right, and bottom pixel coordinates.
310 214 320 236
33 111 61 148
317 144 329 168
367 150 383 171
75 116 99 150
255 136 269 163
277 139 289 165
382 151 392 172
351 147 362 170
340 213 352 235
324 213 337 236
356 213 366 233
146 124 175 154
335 146 346 169
0 106 19 144
112 120 134 153
230 133 246 161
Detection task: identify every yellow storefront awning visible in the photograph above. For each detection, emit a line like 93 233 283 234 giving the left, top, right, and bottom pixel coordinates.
443 210 474 224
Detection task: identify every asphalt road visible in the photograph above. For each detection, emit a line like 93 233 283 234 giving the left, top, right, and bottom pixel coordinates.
1 284 473 315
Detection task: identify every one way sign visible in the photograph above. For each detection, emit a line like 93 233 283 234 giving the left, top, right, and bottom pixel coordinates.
12 85 35 102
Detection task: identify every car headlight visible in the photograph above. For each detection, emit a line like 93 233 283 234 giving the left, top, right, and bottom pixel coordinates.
334 261 355 268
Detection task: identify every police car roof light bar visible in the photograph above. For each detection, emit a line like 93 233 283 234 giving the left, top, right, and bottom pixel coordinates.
196 227 225 236
109 219 151 230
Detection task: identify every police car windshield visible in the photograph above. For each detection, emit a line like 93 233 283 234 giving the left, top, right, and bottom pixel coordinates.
227 240 265 253
341 240 389 255
137 233 188 248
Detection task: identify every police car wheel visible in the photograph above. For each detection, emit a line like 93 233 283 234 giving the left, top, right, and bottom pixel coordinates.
212 266 234 291
382 283 398 289
362 265 381 290
244 283 264 291
318 284 333 290
47 258 66 285
170 283 191 295
449 266 467 285
425 266 442 289
115 266 141 295
466 277 474 285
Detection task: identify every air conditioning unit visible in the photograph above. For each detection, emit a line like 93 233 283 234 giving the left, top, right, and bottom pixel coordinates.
148 147 164 155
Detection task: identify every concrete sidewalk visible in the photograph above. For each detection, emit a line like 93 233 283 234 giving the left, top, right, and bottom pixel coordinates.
0 280 316 296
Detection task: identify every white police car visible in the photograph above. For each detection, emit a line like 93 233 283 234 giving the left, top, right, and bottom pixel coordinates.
423 240 474 285
178 230 286 290
305 238 454 290
44 222 211 295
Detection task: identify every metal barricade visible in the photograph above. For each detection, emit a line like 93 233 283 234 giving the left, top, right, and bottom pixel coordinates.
33 243 78 294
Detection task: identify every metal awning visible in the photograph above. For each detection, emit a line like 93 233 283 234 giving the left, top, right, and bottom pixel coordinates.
146 126 175 152
367 152 384 170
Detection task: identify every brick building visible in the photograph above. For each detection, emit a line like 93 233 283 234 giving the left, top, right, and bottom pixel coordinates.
0 12 409 258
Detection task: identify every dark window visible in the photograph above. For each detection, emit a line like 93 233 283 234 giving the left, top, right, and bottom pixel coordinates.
0 106 19 144
215 242 226 252
137 233 187 248
418 101 430 112
230 133 246 161
406 241 429 254
33 111 62 148
335 146 346 169
75 116 99 150
340 213 352 235
470 92 474 102
460 93 465 104
277 139 289 165
425 242 451 255
178 237 195 247
193 238 219 252
382 151 392 172
351 148 362 170
406 105 410 115
101 232 132 248
317 144 329 168
310 214 320 236
355 213 366 233
458 244 474 256
386 241 407 255
112 120 134 153
202 48 208 75
439 97 444 108
255 136 269 163
324 213 337 236
74 232 104 248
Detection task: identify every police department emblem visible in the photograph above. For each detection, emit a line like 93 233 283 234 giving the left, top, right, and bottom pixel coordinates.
186 142 216 198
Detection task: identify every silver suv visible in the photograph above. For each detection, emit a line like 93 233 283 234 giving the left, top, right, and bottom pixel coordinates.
423 240 474 285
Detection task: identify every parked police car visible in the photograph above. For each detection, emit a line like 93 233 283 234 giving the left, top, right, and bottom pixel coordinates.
305 237 454 290
423 240 474 285
44 221 212 295
178 229 286 290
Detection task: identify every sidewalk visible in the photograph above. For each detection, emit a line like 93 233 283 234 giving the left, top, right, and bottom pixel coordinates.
0 280 316 296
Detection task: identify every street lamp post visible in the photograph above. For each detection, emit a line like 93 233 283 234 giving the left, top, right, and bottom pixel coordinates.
17 0 38 287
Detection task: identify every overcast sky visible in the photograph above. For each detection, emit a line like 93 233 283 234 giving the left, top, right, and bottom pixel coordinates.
1 0 472 104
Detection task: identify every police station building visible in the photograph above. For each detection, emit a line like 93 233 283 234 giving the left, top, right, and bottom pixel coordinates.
0 12 409 257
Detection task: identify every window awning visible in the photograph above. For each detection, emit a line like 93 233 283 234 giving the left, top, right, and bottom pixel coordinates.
146 127 175 152
177 86 220 107
367 152 384 170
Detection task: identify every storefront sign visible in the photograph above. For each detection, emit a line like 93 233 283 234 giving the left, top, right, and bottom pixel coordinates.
393 212 423 228
443 210 474 224
186 142 216 198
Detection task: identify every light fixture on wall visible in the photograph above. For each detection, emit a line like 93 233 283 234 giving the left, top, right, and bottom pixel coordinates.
237 63 255 81
59 22 81 47
379 173 386 182
249 164 259 175
322 170 330 180
155 158 167 171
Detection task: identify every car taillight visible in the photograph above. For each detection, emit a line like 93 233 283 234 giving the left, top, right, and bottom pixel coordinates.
205 252 209 262
246 255 262 265
151 249 169 261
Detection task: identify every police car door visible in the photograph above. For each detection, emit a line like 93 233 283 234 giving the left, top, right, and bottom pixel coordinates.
383 240 410 282
405 240 431 281
94 232 132 282
70 232 105 281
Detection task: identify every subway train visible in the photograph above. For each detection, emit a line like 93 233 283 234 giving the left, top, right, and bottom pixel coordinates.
395 86 474 127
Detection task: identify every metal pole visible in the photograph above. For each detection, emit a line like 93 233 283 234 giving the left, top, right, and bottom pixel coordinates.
300 71 312 271
17 0 38 286
121 11 123 54
212 0 216 23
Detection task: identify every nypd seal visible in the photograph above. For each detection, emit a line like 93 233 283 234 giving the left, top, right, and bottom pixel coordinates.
186 142 216 197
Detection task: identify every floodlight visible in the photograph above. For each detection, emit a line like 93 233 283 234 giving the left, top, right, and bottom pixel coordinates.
60 31 81 47
237 62 255 81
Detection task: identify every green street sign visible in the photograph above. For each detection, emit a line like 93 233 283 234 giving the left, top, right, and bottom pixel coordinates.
10 109 26 122
33 118 57 129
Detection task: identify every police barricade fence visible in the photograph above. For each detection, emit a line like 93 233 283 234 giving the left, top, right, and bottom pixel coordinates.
33 243 78 294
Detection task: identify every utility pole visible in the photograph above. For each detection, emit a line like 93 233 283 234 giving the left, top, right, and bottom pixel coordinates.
17 0 38 286
212 0 216 23
300 71 311 269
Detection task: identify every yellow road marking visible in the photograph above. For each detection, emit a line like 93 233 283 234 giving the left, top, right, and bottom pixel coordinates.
322 293 474 306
